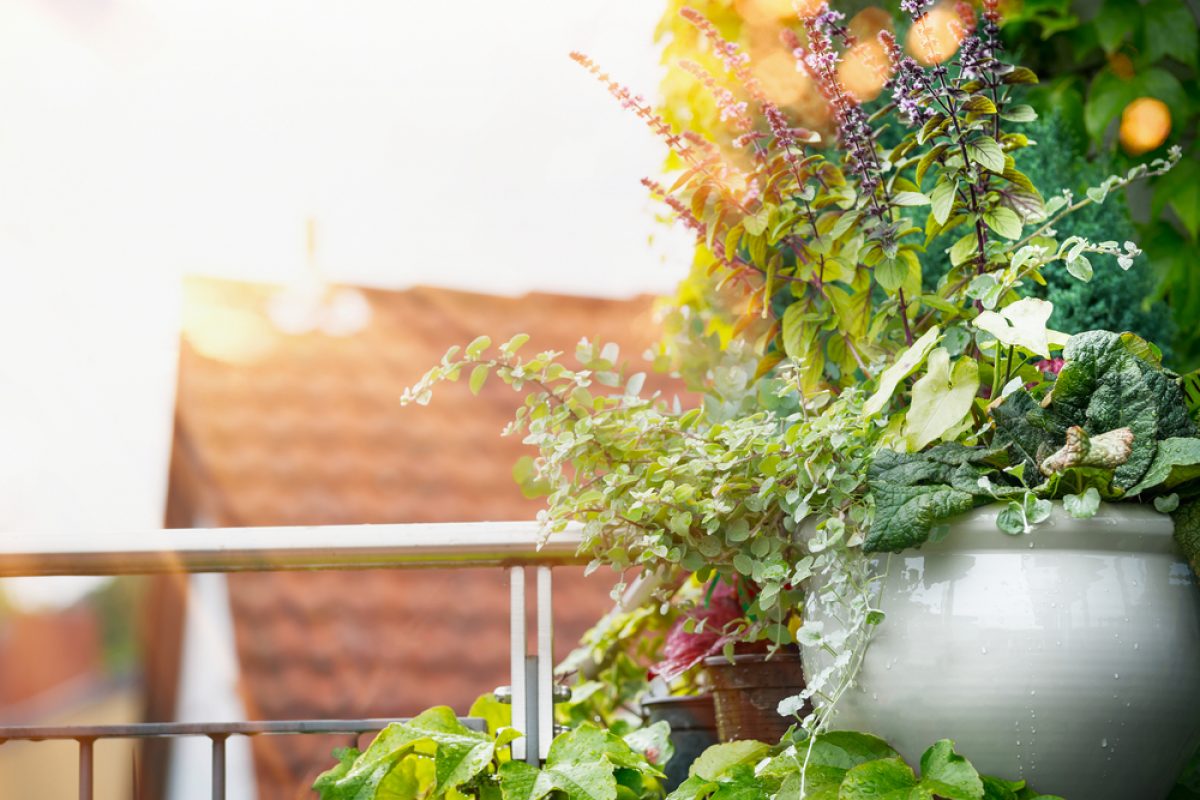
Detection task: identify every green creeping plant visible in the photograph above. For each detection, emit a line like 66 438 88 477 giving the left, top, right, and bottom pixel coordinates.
313 698 672 800
668 733 1061 800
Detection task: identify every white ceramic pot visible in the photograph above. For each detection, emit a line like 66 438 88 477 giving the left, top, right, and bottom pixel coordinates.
803 503 1200 799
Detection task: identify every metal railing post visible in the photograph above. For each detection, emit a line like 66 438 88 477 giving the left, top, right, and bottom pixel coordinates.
210 734 227 800
78 737 94 800
509 566 528 762
536 567 554 762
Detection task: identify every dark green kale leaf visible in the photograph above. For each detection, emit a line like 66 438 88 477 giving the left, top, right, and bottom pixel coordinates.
864 445 1016 552
1012 331 1197 490
990 390 1057 477
1127 438 1200 497
864 482 979 553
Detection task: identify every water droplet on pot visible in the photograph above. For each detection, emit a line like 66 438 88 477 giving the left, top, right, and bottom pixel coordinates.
1101 738 1108 748
1133 642 1139 650
1030 689 1036 696
1114 673 1120 679
981 646 987 654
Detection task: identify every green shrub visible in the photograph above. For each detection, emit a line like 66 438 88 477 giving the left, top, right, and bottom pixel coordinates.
1013 111 1174 358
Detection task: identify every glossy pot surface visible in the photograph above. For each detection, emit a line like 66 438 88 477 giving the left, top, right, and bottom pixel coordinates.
803 503 1200 799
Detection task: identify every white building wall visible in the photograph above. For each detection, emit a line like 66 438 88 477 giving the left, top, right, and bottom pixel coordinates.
168 573 257 800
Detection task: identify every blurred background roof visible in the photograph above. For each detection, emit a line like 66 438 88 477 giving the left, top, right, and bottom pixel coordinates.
159 276 689 796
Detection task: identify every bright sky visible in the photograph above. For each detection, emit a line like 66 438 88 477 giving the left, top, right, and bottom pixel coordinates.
0 0 690 605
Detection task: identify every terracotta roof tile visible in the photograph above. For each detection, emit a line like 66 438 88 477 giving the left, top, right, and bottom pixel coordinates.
169 277 686 797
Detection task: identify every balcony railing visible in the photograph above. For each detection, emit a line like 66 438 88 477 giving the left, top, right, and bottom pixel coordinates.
0 522 588 800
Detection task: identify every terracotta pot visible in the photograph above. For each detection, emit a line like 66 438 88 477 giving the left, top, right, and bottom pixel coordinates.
802 503 1200 799
703 652 806 742
639 694 718 790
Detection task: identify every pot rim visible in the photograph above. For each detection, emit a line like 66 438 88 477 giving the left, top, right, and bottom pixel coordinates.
903 500 1178 556
701 651 802 667
638 693 714 708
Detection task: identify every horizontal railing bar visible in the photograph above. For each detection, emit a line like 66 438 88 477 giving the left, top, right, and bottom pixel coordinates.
0 717 486 741
0 522 585 577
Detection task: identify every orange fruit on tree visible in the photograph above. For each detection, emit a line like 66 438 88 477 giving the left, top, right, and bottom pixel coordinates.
1119 97 1171 156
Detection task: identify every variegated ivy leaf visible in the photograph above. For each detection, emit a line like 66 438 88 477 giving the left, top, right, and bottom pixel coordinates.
972 297 1069 359
904 349 981 452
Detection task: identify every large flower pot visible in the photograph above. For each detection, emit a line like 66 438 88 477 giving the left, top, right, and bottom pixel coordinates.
803 503 1200 799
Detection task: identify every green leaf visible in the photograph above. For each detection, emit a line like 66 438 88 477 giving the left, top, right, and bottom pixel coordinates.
864 482 977 552
919 740 983 800
1127 438 1200 495
688 741 771 781
916 144 950 185
1000 105 1038 123
313 748 362 798
781 302 813 361
1065 255 1093 282
1156 493 1181 513
1143 0 1198 66
972 298 1062 358
982 206 1023 240
981 775 1025 800
316 707 497 800
624 722 674 770
500 760 543 800
1183 370 1200 423
1064 487 1101 519
376 753 437 800
506 724 657 800
665 775 718 800
1084 69 1137 141
892 191 931 207
1173 501 1200 579
904 350 981 452
876 256 909 292
1157 158 1200 238
962 95 998 115
1002 67 1039 86
501 333 531 356
950 232 980 267
864 326 941 417
966 138 1005 174
840 757 927 800
1050 330 1198 489
743 207 771 236
762 731 898 798
470 365 491 395
469 692 513 737
1094 0 1142 54
997 501 1027 535
466 335 492 359
931 179 958 226
1024 493 1052 525
990 389 1056 478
